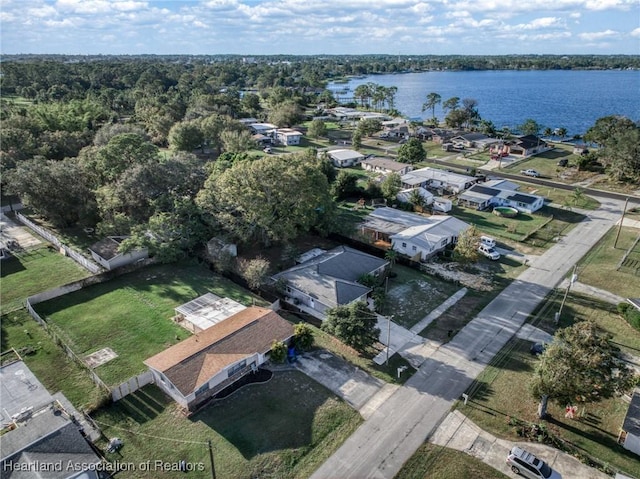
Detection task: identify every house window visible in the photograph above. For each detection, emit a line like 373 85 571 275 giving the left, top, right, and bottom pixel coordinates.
412 246 417 251
402 242 407 248
195 383 209 397
228 360 247 378
441 239 448 246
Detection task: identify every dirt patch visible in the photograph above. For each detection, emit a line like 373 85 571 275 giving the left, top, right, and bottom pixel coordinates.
422 262 493 291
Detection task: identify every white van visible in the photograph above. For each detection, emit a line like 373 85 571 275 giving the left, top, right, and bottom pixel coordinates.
478 244 500 260
480 236 496 248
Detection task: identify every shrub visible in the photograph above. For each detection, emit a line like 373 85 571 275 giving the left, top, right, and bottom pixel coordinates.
270 340 287 363
293 323 314 351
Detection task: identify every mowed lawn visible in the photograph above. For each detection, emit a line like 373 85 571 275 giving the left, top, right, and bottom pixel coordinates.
0 245 90 315
92 373 362 479
35 261 267 387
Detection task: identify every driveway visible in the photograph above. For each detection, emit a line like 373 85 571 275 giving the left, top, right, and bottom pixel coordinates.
311 198 627 479
0 212 42 250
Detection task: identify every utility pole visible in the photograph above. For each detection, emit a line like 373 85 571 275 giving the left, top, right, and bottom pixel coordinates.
208 440 216 479
556 264 577 324
614 197 629 249
385 315 392 366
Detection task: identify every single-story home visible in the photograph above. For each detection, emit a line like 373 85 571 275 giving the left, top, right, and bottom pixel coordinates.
491 135 550 158
1 361 101 478
272 246 389 319
144 307 294 411
173 293 246 333
276 128 303 146
328 149 366 168
360 207 469 261
361 157 414 176
457 183 545 214
450 132 490 149
89 236 148 271
401 167 478 194
396 187 434 206
620 390 640 456
248 122 278 135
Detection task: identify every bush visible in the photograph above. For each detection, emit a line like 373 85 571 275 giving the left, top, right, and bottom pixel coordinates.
618 302 640 331
293 323 314 351
270 340 287 363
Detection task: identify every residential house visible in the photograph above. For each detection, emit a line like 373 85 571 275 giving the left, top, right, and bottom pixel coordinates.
360 207 469 261
430 129 460 144
328 149 366 168
401 167 477 194
1 361 101 478
173 293 246 333
276 128 303 146
361 157 414 176
396 187 434 206
89 236 148 270
457 182 545 213
620 390 640 456
450 132 490 149
272 246 389 319
144 307 294 411
492 135 550 158
248 122 278 135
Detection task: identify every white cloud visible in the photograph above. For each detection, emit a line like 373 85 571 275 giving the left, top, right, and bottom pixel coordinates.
578 29 619 40
631 27 640 37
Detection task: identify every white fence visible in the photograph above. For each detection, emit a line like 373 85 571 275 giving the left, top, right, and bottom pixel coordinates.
15 212 102 274
111 371 154 401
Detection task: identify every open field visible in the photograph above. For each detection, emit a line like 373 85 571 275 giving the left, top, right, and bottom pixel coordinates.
92 375 362 479
395 443 509 479
34 261 267 386
1 309 107 411
576 226 640 299
0 244 90 315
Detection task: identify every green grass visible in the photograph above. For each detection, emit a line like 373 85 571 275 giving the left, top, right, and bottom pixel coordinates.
1 309 107 411
91 374 362 479
576 226 640 299
459 333 640 478
35 261 267 386
395 443 510 479
0 245 90 315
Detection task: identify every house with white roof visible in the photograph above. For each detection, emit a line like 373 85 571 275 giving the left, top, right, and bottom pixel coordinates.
248 122 278 135
457 181 545 213
361 157 414 175
361 207 469 261
396 187 434 206
327 149 366 168
401 167 477 194
276 128 303 146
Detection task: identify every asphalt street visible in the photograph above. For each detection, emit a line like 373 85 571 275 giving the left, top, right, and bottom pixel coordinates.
311 198 626 479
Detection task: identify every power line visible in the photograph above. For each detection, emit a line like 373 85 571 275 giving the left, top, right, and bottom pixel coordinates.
90 417 210 446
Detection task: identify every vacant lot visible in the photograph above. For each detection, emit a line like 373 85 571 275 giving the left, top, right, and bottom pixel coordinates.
0 245 90 315
92 374 361 479
35 261 266 386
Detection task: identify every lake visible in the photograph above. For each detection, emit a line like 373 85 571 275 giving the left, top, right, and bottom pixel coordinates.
328 70 640 137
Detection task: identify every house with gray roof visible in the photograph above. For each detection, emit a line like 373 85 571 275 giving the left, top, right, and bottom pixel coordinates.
457 182 545 213
621 390 640 456
327 149 366 168
361 157 414 176
401 167 477 194
273 246 388 319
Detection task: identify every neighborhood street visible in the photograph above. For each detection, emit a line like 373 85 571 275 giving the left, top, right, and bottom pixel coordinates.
310 197 631 479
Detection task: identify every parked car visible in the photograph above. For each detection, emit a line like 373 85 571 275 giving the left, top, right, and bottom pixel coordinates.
263 146 273 154
480 235 496 248
557 158 568 167
529 342 547 356
520 169 540 177
478 244 500 261
506 446 561 479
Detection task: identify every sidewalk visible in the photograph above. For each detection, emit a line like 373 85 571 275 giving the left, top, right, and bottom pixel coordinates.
431 410 610 479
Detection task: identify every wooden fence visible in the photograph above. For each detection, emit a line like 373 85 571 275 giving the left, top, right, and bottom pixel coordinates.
111 371 154 401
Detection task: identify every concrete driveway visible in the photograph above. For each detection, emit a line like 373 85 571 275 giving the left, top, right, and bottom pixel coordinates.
0 212 42 250
295 350 388 412
431 411 610 479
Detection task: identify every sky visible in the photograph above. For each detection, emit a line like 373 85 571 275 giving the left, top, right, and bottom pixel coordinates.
1 0 639 56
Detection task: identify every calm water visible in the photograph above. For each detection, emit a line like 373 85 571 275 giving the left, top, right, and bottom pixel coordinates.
329 70 640 137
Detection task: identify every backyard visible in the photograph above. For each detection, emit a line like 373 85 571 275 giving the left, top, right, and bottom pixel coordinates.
0 244 90 315
34 261 267 387
91 373 361 479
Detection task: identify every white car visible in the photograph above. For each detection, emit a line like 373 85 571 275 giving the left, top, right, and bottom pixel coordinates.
506 446 561 479
478 244 500 260
520 169 540 177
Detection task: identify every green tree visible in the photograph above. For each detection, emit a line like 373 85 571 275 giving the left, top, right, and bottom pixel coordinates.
380 173 402 202
293 323 314 351
442 96 460 115
422 92 441 121
585 116 639 182
268 101 303 127
239 257 271 290
518 118 542 136
322 301 380 352
358 118 383 137
168 120 204 151
453 225 480 263
331 170 360 199
397 138 426 164
270 340 287 363
530 320 636 419
351 129 362 150
308 119 328 138
407 188 426 211
220 129 254 153
197 153 336 246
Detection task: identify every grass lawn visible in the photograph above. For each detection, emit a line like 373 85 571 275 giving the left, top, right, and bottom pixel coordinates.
575 226 640 299
91 374 362 479
1 309 107 411
0 244 90 315
35 261 267 387
395 443 509 479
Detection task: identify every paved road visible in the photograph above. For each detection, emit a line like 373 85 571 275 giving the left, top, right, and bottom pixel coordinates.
311 198 625 479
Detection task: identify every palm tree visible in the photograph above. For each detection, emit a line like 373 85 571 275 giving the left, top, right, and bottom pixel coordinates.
442 96 460 115
422 92 441 122
353 84 371 108
408 188 426 211
384 248 398 271
543 127 553 138
557 127 568 140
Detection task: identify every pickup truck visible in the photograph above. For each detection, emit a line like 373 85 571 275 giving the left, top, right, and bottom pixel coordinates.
520 169 540 177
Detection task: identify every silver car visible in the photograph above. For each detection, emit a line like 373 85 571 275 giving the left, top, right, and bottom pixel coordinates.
506 446 561 479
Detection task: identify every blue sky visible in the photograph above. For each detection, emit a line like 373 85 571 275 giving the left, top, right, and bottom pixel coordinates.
2 0 639 55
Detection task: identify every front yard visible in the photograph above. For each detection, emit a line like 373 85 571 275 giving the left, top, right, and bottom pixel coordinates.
34 261 267 387
92 374 362 479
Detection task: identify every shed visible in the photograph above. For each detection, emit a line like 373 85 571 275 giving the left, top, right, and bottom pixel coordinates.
174 293 247 333
88 236 148 270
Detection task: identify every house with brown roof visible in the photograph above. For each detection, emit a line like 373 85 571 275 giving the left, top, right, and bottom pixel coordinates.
144 307 294 411
88 236 148 270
